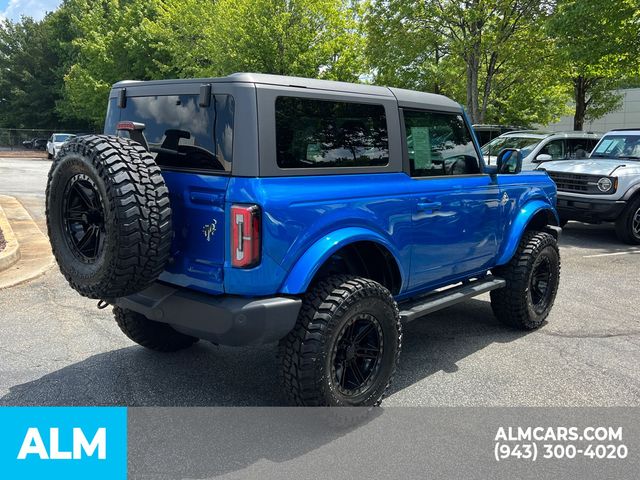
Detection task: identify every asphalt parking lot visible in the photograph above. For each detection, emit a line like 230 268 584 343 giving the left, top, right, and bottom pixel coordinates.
0 156 639 407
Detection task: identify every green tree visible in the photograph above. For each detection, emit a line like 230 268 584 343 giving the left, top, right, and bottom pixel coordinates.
547 0 640 130
0 16 67 128
147 0 366 81
57 0 161 127
366 0 568 127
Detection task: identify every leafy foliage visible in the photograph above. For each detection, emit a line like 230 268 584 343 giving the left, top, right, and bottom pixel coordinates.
547 0 640 129
0 0 638 130
367 0 570 126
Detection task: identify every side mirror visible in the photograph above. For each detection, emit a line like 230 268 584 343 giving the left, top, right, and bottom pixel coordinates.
534 153 552 163
496 148 523 174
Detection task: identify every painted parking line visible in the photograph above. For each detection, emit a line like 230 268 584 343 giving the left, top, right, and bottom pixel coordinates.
583 250 640 258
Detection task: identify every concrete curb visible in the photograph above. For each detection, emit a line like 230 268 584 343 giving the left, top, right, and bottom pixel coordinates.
0 204 21 271
0 195 54 289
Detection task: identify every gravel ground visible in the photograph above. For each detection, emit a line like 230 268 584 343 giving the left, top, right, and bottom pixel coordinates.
0 227 5 253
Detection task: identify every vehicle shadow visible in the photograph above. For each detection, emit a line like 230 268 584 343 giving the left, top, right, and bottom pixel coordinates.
0 298 528 407
559 221 639 253
0 297 529 478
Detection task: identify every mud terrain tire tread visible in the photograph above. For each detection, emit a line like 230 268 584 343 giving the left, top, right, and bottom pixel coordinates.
490 231 560 330
278 275 402 407
46 135 172 299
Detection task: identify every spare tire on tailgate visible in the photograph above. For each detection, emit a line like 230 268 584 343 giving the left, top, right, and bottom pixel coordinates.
46 135 172 299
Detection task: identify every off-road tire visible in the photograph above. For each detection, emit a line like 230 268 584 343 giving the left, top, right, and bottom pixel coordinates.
47 152 53 160
278 275 401 407
46 135 172 299
490 231 560 330
615 196 640 245
114 306 198 352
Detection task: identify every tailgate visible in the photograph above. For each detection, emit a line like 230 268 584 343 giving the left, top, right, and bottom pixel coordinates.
159 171 229 295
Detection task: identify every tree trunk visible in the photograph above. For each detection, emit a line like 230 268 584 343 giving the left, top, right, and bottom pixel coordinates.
466 53 480 123
465 18 482 124
573 76 586 131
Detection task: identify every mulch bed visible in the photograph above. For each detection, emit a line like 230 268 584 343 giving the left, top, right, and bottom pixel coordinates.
0 227 6 253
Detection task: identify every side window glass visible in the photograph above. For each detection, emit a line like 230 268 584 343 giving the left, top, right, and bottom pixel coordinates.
540 139 565 159
403 110 480 177
275 97 389 169
566 139 590 159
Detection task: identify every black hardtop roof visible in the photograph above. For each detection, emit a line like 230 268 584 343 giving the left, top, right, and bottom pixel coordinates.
112 73 462 111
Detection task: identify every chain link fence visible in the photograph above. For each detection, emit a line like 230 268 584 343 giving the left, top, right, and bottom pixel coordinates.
0 128 96 152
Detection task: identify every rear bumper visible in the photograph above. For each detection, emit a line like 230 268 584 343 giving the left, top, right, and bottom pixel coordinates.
115 282 301 346
556 194 626 223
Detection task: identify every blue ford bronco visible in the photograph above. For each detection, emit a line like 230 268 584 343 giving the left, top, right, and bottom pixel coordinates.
45 73 561 406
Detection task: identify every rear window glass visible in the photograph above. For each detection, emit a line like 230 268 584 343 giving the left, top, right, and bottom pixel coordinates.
120 94 234 172
275 97 389 169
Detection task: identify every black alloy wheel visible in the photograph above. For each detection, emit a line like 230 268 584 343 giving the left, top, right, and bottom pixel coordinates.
529 256 553 315
331 313 384 397
62 174 106 263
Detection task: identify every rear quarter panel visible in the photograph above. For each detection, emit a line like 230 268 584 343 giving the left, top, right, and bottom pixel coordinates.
224 173 415 296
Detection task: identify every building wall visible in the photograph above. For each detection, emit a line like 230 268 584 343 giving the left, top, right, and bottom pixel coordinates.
544 88 640 133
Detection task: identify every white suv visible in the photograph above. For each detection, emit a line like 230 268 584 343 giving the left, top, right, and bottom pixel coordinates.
46 133 75 159
540 129 640 244
482 131 601 170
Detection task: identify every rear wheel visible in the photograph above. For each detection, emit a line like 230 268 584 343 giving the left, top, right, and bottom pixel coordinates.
114 306 198 352
615 196 640 245
278 276 401 406
491 231 560 330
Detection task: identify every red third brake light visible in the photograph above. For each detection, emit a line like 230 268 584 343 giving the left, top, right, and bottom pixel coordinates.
231 204 261 268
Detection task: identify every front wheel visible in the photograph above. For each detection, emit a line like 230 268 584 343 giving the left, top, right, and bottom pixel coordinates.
278 276 401 406
615 197 640 245
491 231 560 330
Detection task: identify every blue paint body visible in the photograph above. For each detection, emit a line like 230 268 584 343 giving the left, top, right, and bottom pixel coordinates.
158 169 557 301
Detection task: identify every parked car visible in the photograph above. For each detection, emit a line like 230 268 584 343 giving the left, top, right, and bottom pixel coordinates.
22 137 48 150
482 131 601 170
46 133 76 159
45 73 561 406
472 124 520 146
540 129 640 244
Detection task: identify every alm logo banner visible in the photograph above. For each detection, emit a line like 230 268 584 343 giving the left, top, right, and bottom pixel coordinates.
0 407 127 480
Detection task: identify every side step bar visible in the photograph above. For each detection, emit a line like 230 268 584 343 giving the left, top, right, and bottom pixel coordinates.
399 275 506 322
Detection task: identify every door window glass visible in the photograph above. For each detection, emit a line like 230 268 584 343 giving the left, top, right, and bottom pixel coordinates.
403 110 480 177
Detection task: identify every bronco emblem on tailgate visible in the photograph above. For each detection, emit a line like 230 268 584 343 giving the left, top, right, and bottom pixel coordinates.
202 219 217 242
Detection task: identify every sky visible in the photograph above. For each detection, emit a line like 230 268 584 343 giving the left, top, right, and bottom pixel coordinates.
0 0 61 22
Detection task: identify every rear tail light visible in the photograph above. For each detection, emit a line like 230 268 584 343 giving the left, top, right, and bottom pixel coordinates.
231 204 261 268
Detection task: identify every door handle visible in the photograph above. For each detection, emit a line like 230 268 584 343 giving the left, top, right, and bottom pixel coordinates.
417 201 442 211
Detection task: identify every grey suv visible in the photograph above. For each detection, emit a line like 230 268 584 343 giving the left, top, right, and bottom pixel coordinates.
540 129 640 244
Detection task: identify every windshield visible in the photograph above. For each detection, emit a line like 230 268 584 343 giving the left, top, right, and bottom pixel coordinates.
481 136 542 158
53 134 74 142
591 134 640 160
